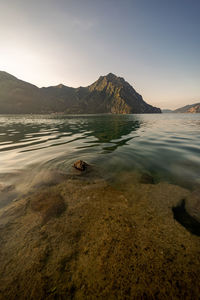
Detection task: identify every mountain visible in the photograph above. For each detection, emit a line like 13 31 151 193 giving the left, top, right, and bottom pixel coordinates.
0 71 42 114
0 71 161 114
174 103 200 113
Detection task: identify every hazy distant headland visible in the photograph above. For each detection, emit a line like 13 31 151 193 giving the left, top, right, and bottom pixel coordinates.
162 103 200 113
173 103 200 113
0 71 161 114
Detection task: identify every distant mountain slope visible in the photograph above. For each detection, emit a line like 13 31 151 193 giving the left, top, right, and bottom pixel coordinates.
0 71 42 113
174 103 200 113
0 71 161 114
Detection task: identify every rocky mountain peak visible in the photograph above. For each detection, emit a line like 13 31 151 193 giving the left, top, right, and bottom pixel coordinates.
89 73 129 93
105 72 120 80
99 73 126 85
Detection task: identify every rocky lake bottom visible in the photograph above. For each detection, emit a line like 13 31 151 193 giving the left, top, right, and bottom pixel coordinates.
0 114 200 299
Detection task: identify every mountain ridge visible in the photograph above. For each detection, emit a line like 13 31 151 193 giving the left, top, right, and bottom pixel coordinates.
174 102 200 113
0 71 161 114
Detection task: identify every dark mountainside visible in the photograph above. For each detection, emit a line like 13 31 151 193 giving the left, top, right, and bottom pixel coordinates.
174 102 200 113
0 71 161 114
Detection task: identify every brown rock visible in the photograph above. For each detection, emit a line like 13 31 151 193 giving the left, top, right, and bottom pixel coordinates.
73 160 88 171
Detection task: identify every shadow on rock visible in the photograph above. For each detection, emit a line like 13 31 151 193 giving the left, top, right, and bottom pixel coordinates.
30 190 66 225
172 199 200 237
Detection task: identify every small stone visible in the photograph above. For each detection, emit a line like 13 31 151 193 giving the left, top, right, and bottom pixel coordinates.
73 160 88 171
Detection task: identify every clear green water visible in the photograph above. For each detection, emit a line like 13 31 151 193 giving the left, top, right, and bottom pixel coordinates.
0 113 200 203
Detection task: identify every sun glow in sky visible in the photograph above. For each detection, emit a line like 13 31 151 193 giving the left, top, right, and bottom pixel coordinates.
0 0 199 109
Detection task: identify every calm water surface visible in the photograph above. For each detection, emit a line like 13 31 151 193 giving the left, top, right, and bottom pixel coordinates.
0 114 200 202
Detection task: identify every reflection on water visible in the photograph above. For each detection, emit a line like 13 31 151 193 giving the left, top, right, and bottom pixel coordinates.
0 113 200 203
78 116 140 152
0 115 140 153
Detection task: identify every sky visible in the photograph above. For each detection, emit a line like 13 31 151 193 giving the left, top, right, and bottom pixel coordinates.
0 0 199 109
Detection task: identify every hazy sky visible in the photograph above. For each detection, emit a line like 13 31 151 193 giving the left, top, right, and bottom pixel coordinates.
0 0 199 109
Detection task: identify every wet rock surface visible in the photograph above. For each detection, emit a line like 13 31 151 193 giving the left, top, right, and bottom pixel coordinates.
73 160 88 171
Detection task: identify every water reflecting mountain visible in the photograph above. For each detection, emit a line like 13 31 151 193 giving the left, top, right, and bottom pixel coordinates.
0 114 200 194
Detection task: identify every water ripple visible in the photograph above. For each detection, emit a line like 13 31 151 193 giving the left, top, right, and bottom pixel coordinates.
0 114 200 190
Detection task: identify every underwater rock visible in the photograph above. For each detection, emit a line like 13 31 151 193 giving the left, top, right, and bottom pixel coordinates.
140 173 155 184
73 160 88 171
0 179 199 299
31 190 66 225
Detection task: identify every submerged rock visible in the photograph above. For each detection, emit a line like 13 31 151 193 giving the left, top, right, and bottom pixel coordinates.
73 160 88 171
31 190 66 225
140 173 155 184
0 179 199 299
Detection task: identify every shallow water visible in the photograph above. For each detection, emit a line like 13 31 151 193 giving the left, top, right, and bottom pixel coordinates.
0 113 200 204
0 114 200 299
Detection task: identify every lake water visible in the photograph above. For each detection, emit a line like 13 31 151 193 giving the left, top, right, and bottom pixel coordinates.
0 113 200 204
